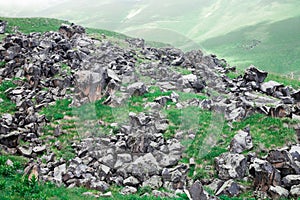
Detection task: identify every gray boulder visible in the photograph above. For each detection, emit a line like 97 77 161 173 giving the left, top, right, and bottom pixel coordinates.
268 186 289 200
290 184 300 197
0 20 7 34
215 180 242 197
282 175 300 188
215 152 247 180
229 128 253 153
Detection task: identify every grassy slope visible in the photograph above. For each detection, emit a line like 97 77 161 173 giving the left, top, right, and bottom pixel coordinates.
202 16 300 76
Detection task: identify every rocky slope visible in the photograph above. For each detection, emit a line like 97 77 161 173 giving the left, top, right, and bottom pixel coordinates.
0 22 300 199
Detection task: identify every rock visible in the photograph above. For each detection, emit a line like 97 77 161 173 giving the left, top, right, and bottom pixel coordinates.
59 23 85 38
290 184 300 197
215 180 242 197
229 128 253 153
282 175 300 188
2 113 13 126
215 152 247 180
291 90 300 102
114 153 132 169
142 175 163 189
53 164 66 185
260 81 283 94
120 186 137 195
187 180 212 200
152 190 177 198
249 158 281 191
126 153 161 181
90 180 109 192
289 145 300 162
268 186 289 200
5 159 14 167
17 146 32 157
0 20 7 34
123 176 140 186
33 145 46 153
127 82 148 96
266 150 300 176
244 66 268 84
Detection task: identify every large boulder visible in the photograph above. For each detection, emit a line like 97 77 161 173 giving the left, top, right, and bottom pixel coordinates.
244 66 268 84
249 158 281 191
215 152 247 180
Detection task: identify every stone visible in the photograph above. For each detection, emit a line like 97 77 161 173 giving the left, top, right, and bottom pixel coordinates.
142 175 163 189
215 152 247 180
120 186 137 195
123 176 140 186
229 128 253 153
215 180 241 197
0 20 7 34
289 145 300 162
17 146 33 157
82 192 99 198
260 81 283 94
126 153 161 181
2 113 13 126
53 164 66 185
266 150 300 176
33 145 46 153
268 186 289 200
5 159 14 167
282 175 300 188
89 180 109 192
114 153 132 169
244 66 268 83
127 82 148 96
187 180 212 200
249 158 281 191
290 184 300 197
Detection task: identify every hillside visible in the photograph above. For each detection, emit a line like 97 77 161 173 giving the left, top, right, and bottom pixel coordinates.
0 17 300 200
1 0 300 75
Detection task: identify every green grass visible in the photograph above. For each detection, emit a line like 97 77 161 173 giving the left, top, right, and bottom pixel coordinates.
203 16 300 76
0 17 69 34
0 80 17 115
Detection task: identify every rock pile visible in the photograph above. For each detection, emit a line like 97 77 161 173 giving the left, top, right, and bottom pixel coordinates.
0 23 299 199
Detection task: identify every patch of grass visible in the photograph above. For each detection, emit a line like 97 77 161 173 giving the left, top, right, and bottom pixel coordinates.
40 99 72 122
0 80 17 115
86 27 129 40
0 61 6 68
0 17 69 34
61 63 72 76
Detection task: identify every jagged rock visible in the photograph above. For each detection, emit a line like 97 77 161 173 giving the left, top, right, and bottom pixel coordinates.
229 128 253 153
59 23 85 38
266 149 300 176
290 184 300 197
249 158 281 191
17 146 32 157
215 180 242 197
152 190 177 198
114 153 132 169
142 175 163 189
282 175 300 188
290 144 300 162
127 82 148 96
126 153 161 181
53 163 66 185
0 20 7 34
268 186 289 200
32 145 46 153
123 176 140 186
260 81 283 94
244 66 268 84
215 152 247 180
120 186 137 195
291 90 300 102
187 180 214 200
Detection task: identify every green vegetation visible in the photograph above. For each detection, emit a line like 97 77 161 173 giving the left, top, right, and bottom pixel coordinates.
266 73 300 89
0 80 17 115
0 17 69 34
203 16 300 76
